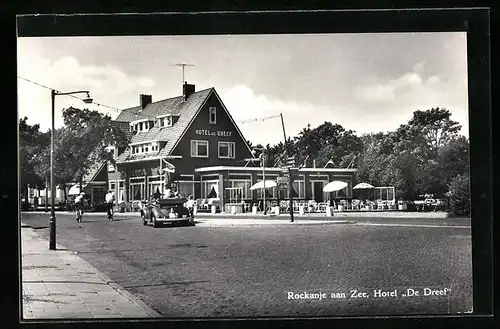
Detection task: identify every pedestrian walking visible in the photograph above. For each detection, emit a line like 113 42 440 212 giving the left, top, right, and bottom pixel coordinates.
105 190 115 221
74 192 85 222
186 195 195 217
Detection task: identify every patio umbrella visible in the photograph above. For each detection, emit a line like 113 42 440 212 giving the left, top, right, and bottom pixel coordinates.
250 180 278 190
353 182 374 189
323 180 348 192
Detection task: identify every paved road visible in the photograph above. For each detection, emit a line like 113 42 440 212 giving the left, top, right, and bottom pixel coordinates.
21 212 473 318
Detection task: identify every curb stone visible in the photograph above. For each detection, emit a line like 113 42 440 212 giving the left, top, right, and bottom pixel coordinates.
195 220 354 227
92 270 162 318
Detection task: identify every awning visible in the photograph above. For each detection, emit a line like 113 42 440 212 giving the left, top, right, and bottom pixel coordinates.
68 184 89 195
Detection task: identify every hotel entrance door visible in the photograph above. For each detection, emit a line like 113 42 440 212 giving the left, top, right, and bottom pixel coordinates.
313 181 324 202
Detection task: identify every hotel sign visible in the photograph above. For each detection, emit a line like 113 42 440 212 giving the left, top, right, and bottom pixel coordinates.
195 129 232 137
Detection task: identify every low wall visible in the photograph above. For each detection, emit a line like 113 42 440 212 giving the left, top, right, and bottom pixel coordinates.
195 211 455 219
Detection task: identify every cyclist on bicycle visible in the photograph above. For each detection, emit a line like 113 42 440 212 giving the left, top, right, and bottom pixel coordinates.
105 190 115 221
74 192 85 222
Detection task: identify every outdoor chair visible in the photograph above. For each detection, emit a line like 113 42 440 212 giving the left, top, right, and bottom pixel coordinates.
321 202 330 212
377 200 386 210
351 200 361 211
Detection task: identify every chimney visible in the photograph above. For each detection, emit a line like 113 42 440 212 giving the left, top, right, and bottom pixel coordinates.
140 94 152 111
183 82 195 101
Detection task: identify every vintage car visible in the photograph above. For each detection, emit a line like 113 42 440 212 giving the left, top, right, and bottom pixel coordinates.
140 197 194 227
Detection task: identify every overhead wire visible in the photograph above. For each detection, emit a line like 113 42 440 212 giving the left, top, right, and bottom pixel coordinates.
17 76 122 114
18 76 284 123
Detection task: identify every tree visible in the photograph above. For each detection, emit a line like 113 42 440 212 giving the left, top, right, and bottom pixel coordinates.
33 107 128 204
293 122 362 168
19 117 50 199
407 107 462 153
448 173 470 216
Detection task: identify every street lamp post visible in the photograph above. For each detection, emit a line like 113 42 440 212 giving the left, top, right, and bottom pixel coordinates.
49 89 93 250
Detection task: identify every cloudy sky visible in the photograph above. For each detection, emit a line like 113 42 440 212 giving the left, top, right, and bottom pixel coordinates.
17 33 468 145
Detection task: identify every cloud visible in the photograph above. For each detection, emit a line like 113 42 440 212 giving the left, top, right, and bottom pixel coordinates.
222 69 468 146
17 53 155 131
351 62 468 136
222 85 344 146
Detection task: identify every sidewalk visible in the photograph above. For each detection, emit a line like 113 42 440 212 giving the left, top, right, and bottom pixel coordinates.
21 226 161 319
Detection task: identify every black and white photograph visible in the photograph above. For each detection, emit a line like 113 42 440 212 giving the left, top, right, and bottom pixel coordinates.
17 13 480 321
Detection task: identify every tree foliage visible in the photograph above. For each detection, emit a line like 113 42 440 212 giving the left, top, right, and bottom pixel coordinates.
260 108 468 204
448 173 470 216
19 117 50 196
24 107 129 203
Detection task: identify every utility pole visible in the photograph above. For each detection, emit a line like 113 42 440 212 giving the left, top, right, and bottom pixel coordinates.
280 113 294 222
174 63 194 88
261 152 267 215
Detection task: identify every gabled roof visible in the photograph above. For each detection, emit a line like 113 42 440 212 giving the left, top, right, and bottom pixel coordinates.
115 88 213 162
116 88 212 123
83 161 107 183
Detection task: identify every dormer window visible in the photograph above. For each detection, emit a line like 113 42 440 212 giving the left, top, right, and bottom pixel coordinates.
130 141 160 155
209 107 217 124
158 115 174 128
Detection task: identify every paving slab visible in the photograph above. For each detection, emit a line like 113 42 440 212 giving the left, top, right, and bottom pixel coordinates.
21 226 161 320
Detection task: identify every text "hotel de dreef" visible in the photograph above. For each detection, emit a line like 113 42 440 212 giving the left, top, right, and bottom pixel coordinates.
195 129 232 137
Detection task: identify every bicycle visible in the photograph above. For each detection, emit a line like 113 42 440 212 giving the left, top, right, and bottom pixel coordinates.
75 203 84 223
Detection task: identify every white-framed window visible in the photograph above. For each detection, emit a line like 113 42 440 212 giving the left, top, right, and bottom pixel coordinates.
117 180 125 202
230 179 251 199
158 116 173 128
131 142 159 155
218 141 235 159
147 175 165 199
281 180 305 199
130 177 146 201
201 181 219 199
191 140 209 158
374 187 395 201
209 107 217 124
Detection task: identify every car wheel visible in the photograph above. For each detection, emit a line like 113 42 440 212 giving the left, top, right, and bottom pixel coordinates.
141 212 147 225
152 215 159 228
